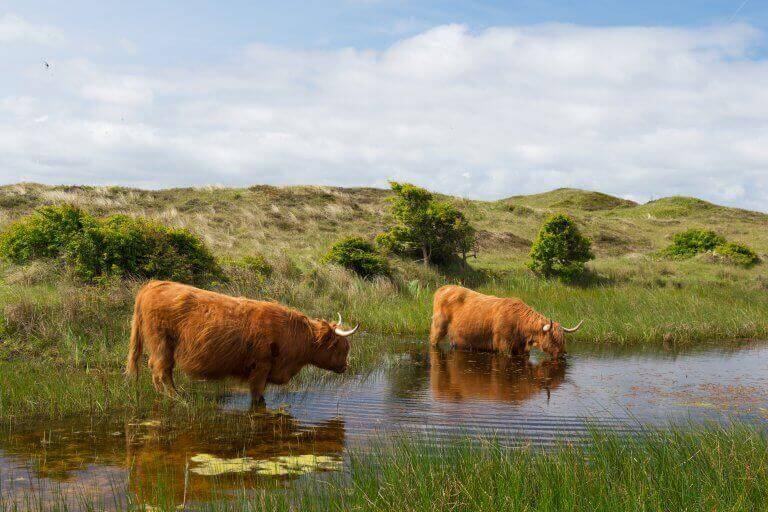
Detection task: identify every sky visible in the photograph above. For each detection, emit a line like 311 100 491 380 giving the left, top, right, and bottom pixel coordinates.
1 1 768 209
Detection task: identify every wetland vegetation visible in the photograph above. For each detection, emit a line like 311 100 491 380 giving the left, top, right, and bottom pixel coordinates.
1 183 767 510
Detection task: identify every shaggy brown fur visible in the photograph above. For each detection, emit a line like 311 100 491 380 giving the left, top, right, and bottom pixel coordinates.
429 285 570 358
125 281 355 406
429 348 565 403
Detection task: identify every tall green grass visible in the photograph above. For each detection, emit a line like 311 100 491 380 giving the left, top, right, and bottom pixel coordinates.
240 425 768 512
1 426 765 511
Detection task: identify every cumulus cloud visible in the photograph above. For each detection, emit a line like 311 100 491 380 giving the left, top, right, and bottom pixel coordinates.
2 20 768 210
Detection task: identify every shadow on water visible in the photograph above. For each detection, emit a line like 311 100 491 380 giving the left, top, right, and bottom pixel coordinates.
2 339 768 509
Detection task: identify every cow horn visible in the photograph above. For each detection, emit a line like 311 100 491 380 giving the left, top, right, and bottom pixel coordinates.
334 323 360 337
542 319 553 332
337 312 343 326
563 320 584 333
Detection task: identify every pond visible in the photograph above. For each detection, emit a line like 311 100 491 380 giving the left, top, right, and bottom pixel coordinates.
2 340 767 510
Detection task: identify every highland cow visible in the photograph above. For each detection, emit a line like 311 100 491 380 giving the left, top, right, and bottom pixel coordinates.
125 281 359 406
429 285 582 359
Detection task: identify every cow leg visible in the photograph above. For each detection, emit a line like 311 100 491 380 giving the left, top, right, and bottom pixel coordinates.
147 357 164 393
248 364 270 409
429 315 449 346
492 332 510 353
147 333 177 398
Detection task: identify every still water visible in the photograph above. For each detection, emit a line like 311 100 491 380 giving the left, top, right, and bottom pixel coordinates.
1 340 767 509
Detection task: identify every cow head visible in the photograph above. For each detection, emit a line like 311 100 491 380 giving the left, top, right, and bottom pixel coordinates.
532 318 583 359
311 313 359 374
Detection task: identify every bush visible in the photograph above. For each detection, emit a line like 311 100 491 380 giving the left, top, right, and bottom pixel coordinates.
714 242 760 267
0 205 91 263
528 214 594 279
376 182 476 265
322 237 390 278
65 215 223 284
240 254 274 278
0 205 223 284
663 229 727 259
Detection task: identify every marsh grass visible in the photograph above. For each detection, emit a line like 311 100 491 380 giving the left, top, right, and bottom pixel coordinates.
1 426 765 511
2 184 768 422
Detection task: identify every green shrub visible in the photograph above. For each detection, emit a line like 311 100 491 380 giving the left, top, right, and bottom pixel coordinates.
323 237 390 278
528 213 594 279
714 242 760 267
0 204 92 263
66 215 223 284
376 182 476 265
663 229 726 259
240 254 273 278
0 204 222 284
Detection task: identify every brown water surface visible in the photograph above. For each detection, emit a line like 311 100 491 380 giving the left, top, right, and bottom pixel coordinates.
2 340 767 510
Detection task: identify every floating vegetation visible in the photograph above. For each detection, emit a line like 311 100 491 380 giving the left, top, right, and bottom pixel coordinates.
189 453 343 477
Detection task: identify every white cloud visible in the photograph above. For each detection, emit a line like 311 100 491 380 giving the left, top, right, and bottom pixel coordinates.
0 13 64 45
2 21 768 210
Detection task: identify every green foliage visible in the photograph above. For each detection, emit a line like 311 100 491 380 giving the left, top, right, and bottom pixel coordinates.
66 215 222 284
0 204 91 263
376 182 476 265
528 214 594 279
322 236 389 278
663 229 726 259
0 205 222 284
240 254 274 278
714 242 760 267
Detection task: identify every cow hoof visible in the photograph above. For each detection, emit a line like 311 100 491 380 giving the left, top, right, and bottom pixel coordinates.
250 396 267 410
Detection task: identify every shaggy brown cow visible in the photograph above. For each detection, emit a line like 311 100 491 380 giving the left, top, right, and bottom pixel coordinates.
429 285 583 359
125 281 359 406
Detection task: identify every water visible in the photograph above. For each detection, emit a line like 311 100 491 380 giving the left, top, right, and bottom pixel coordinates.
2 340 767 509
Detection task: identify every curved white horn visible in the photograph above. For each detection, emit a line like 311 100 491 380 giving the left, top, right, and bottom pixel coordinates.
337 312 343 326
334 323 359 337
563 320 584 333
542 319 553 332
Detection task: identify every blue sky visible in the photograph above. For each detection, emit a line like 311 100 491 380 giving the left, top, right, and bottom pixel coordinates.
5 1 765 56
2 1 768 209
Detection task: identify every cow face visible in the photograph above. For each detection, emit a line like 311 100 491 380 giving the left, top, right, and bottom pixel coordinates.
311 322 354 374
533 320 566 359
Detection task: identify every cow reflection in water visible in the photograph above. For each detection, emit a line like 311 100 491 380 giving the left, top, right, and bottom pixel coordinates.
0 412 345 508
429 348 566 403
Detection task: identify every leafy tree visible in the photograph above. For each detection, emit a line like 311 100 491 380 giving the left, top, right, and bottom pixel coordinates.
376 182 476 265
322 236 390 278
528 214 594 279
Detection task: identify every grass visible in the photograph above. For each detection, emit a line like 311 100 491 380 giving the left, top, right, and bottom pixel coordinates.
1 183 768 421
0 425 765 511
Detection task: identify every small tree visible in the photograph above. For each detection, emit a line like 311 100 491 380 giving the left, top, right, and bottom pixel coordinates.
376 182 476 265
528 214 594 279
322 237 390 278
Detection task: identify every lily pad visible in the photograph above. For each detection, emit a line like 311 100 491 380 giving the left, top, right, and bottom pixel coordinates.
188 453 343 477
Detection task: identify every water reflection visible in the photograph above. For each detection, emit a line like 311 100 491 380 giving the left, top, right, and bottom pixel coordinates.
429 348 566 403
0 413 345 508
2 340 768 510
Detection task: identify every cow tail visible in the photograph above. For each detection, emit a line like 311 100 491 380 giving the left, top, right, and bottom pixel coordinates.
125 300 143 380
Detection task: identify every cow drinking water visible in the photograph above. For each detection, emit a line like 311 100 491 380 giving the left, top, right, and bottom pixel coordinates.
429 285 582 359
125 281 359 406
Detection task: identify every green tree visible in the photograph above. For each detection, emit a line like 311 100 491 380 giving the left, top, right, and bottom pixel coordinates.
376 182 476 265
528 213 594 279
322 236 390 278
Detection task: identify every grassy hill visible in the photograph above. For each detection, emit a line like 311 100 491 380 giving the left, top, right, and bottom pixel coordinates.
1 183 766 264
